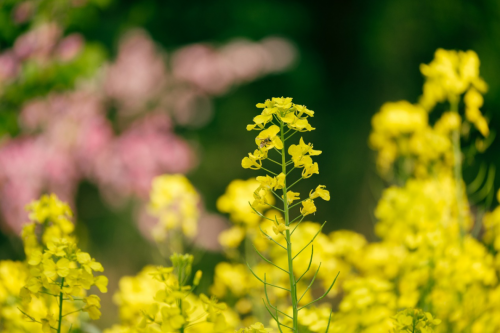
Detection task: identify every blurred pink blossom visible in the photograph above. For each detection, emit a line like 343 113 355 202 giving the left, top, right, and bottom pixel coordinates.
91 113 195 202
56 34 84 62
0 138 77 233
14 23 62 62
12 1 33 24
105 30 167 114
0 27 297 239
172 37 297 96
0 52 19 82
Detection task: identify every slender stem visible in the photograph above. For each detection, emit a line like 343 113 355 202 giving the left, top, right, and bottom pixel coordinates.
289 198 307 209
270 190 284 202
289 214 304 225
290 216 305 236
62 309 83 318
267 158 282 166
288 177 303 190
266 203 285 212
57 278 65 333
287 167 296 176
261 167 278 176
285 130 299 141
280 121 299 332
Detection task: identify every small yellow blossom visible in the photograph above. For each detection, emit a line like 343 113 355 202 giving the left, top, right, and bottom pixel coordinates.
284 190 300 205
302 162 319 178
309 185 330 201
300 199 317 216
255 125 283 151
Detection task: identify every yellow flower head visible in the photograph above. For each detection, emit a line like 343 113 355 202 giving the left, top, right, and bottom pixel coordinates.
285 190 300 205
300 199 317 216
309 185 330 201
217 179 274 226
255 125 283 151
302 162 319 179
148 174 200 240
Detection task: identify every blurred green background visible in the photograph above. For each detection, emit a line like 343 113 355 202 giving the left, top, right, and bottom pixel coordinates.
1 0 500 328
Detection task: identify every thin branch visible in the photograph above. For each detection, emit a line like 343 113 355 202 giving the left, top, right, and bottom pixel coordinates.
288 214 304 226
285 130 299 141
290 216 306 236
267 158 282 166
248 202 275 222
286 167 296 176
62 309 83 318
266 203 285 212
293 222 327 260
275 307 285 333
288 177 303 190
40 291 59 297
259 224 287 251
274 147 282 155
324 310 334 333
250 245 290 274
261 167 278 176
289 197 307 209
262 300 294 330
298 263 322 303
264 274 293 319
18 308 58 331
298 271 340 311
296 245 314 284
270 189 284 202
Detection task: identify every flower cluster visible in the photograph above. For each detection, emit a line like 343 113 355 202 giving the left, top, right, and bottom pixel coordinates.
208 51 500 333
392 309 441 333
225 97 337 332
105 253 240 333
369 49 489 179
147 174 201 242
0 194 108 333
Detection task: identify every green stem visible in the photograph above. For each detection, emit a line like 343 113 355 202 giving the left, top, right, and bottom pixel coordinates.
57 278 65 333
261 167 278 176
288 177 302 190
280 121 298 332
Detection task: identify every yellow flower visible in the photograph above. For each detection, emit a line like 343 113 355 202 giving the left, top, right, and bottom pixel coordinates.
300 199 317 216
302 162 319 178
273 220 289 236
84 295 102 320
41 313 57 333
256 175 277 190
275 173 286 190
148 174 200 240
255 125 283 151
272 97 293 111
284 190 300 205
294 104 315 117
161 306 185 330
285 114 315 132
236 322 273 333
217 179 273 226
219 226 245 248
289 137 321 167
252 186 272 208
309 185 330 201
42 258 70 279
393 308 441 333
419 49 487 110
